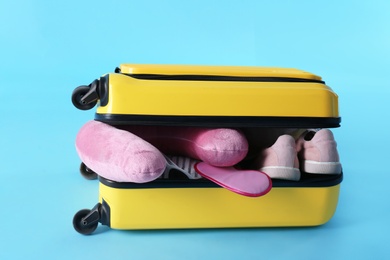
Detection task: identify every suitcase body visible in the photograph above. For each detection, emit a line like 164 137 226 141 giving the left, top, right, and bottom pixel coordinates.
97 175 341 230
72 64 342 234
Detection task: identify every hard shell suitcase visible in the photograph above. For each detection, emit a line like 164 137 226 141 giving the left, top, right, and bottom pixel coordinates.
72 64 342 234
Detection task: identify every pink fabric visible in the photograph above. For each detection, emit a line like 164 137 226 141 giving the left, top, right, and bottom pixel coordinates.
296 129 340 163
75 121 166 183
295 129 342 174
251 134 301 181
119 125 248 167
254 134 299 169
195 162 272 197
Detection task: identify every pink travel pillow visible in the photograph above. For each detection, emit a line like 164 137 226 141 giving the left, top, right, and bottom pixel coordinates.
76 120 249 183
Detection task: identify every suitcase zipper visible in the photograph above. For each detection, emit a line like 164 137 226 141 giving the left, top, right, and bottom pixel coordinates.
121 73 325 84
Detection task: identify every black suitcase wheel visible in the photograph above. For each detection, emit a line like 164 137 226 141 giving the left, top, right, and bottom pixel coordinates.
71 85 97 110
73 209 99 235
80 162 97 180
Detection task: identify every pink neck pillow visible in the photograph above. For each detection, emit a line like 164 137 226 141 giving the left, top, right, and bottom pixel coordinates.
76 121 248 183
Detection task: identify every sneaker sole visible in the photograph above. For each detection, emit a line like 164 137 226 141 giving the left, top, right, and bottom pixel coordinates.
163 156 202 179
260 166 301 181
302 160 342 174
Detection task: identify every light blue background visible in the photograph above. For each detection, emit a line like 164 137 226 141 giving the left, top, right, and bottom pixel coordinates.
1 0 389 259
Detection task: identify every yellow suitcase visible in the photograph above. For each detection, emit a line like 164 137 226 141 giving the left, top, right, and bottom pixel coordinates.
71 64 342 234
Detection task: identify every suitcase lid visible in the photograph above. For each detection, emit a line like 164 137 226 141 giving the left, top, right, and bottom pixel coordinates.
118 64 323 81
72 64 340 128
